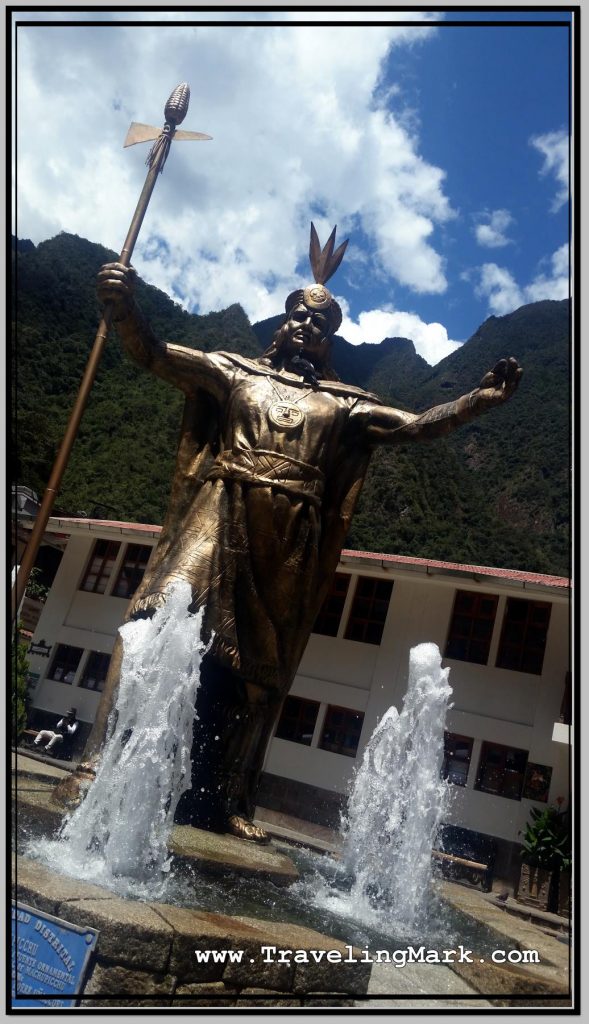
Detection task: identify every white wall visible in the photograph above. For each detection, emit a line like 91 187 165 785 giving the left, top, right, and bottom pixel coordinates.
263 672 369 793
28 529 156 724
265 569 570 844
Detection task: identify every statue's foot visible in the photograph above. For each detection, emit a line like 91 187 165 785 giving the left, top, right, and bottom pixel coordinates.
51 763 96 808
226 814 271 845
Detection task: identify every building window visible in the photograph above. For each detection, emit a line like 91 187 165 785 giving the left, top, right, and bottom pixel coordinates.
275 696 320 746
445 590 498 665
319 705 365 758
344 577 393 645
496 598 552 674
79 651 112 693
475 741 529 801
80 539 121 594
48 644 84 684
112 544 152 599
313 573 351 637
522 762 553 803
442 732 474 787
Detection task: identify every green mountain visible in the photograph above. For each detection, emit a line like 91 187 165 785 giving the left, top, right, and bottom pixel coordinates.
12 234 260 524
348 299 571 575
254 315 431 407
12 233 570 575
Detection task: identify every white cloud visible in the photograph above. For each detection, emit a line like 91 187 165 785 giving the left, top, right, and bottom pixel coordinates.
474 209 513 249
524 244 570 303
530 129 569 211
339 300 462 365
474 244 569 315
15 19 454 328
474 265 524 316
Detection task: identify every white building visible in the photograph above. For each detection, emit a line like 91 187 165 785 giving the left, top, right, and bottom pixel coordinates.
18 514 570 879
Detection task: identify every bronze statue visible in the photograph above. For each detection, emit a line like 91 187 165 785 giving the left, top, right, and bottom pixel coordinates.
72 225 522 843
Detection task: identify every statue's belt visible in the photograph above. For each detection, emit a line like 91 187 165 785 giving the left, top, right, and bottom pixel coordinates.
205 449 324 504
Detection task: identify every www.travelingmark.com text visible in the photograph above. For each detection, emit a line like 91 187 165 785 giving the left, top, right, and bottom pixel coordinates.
193 945 540 967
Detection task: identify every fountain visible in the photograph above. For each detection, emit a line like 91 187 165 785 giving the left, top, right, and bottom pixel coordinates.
295 643 453 940
27 583 298 898
58 580 205 884
30 638 453 925
15 637 562 1006
342 642 453 931
18 637 459 935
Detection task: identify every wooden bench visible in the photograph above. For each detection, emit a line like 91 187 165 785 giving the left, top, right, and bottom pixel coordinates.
21 728 40 743
19 726 80 762
432 824 496 892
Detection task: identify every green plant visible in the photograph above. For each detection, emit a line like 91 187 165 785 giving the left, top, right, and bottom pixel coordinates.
12 626 29 740
521 806 571 872
24 567 49 603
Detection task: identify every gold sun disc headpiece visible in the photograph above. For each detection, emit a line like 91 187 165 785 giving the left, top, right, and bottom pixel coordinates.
285 223 349 332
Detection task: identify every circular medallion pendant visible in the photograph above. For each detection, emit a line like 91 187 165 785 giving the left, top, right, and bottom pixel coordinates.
268 401 305 430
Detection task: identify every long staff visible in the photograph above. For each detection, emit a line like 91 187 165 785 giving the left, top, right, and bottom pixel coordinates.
13 83 211 620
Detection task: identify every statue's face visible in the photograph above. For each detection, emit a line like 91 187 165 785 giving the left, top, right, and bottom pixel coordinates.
283 303 331 361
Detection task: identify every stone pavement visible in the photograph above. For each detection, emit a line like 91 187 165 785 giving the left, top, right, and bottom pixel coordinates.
255 804 341 855
13 748 74 780
356 961 494 1008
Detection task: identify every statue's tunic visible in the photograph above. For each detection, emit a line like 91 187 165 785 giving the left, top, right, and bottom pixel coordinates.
127 351 381 692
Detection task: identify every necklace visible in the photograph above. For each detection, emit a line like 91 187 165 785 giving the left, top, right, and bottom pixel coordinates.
267 373 314 431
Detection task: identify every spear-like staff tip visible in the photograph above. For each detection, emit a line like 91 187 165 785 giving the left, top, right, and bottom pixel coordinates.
165 82 190 126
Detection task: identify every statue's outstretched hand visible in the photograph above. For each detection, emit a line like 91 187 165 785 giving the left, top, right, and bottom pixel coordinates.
97 262 137 321
472 357 523 409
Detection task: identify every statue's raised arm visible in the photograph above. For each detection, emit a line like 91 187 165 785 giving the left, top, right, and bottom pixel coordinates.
97 262 231 400
359 357 523 446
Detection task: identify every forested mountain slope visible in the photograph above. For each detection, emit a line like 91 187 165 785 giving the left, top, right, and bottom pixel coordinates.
13 233 570 575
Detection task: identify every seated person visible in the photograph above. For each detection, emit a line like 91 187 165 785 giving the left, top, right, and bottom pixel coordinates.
34 708 78 757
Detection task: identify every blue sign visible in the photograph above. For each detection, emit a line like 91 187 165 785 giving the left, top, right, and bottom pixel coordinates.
12 901 98 1008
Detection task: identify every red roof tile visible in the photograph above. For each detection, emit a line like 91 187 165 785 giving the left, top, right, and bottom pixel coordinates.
341 549 569 589
56 517 162 532
49 518 570 590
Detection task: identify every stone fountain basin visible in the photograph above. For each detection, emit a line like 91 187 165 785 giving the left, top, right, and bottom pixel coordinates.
12 758 571 1007
13 768 368 1005
14 781 299 887
13 854 371 1006
13 850 570 1009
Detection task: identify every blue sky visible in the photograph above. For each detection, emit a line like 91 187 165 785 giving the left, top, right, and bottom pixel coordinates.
13 8 573 364
363 15 571 340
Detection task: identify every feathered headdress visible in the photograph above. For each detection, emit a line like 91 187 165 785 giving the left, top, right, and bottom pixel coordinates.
285 222 349 333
